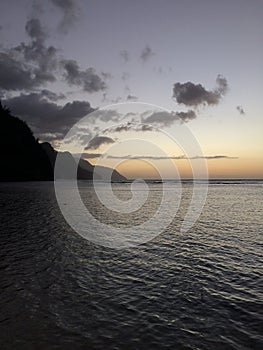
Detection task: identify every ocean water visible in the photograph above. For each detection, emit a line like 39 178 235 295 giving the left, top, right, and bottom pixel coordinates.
0 181 262 349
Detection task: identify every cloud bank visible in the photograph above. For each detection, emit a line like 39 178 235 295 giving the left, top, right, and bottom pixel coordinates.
4 92 94 140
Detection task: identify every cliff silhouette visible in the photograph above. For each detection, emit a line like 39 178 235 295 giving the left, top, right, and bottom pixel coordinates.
0 102 126 182
0 102 53 181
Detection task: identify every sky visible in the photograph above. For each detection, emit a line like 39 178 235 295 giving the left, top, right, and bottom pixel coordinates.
0 0 262 179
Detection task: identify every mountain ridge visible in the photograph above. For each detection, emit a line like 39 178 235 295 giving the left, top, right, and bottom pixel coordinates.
0 102 126 182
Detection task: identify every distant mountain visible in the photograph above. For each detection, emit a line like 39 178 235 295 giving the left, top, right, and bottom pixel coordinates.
41 142 93 180
78 158 126 182
0 102 126 182
41 142 126 181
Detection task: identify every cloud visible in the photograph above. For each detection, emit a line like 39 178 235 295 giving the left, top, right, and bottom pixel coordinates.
107 154 185 160
105 155 238 160
140 45 155 62
61 110 122 146
175 110 197 122
80 153 102 159
25 18 47 41
173 75 228 107
105 123 133 133
1 17 109 96
80 153 238 161
15 18 58 84
142 110 197 126
120 50 130 63
50 0 78 33
101 71 112 80
140 124 155 131
196 155 238 159
37 132 65 142
237 105 245 115
94 109 121 122
85 136 115 150
39 89 66 101
0 18 59 91
105 122 154 133
127 94 138 101
0 52 38 91
4 92 94 139
61 59 106 93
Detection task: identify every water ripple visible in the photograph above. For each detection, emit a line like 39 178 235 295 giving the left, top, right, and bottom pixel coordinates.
0 182 262 349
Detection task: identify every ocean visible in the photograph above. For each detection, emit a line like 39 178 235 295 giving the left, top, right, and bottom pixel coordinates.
0 181 262 349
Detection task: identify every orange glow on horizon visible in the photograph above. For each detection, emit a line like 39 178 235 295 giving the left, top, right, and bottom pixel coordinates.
86 156 263 179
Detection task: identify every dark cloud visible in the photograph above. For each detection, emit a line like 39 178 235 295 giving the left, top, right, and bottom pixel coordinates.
105 122 154 133
140 124 155 131
1 17 106 96
127 94 138 101
120 50 130 63
25 18 47 41
140 45 155 62
39 89 66 101
81 153 103 159
107 155 184 160
173 75 228 107
1 18 58 89
0 15 115 145
16 19 58 82
237 105 245 115
195 155 238 159
61 59 106 93
0 52 37 91
50 0 78 33
85 136 115 150
142 110 197 127
106 123 133 133
4 92 94 140
176 110 197 122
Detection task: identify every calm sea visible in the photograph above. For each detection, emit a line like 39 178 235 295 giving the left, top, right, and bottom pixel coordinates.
0 181 262 349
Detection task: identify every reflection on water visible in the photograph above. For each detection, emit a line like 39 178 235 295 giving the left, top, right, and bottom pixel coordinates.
0 181 263 349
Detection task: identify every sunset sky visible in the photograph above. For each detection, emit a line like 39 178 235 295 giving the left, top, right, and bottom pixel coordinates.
0 0 262 178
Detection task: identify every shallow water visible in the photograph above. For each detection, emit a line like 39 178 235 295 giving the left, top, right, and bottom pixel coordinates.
0 181 262 349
